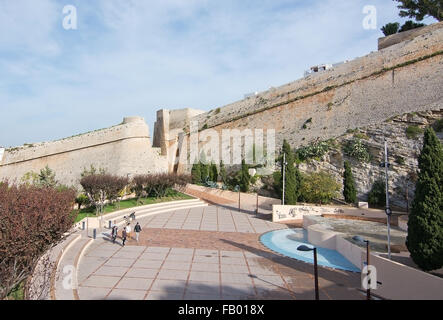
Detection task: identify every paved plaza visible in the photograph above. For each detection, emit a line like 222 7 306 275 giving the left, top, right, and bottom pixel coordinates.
75 205 364 300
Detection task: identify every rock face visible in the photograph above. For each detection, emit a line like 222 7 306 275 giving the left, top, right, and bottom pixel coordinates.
298 110 443 209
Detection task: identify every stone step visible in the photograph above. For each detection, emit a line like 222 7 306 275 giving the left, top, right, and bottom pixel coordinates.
92 199 204 221
54 236 92 300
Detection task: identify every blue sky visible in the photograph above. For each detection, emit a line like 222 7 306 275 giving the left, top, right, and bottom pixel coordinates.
0 0 437 147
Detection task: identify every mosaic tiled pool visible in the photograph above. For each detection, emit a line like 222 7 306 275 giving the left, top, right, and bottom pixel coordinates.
260 228 361 273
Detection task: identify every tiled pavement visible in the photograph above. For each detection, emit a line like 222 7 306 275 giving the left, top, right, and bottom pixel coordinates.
138 205 286 233
75 205 364 300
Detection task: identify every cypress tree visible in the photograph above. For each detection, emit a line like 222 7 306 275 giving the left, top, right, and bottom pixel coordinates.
191 162 201 184
239 159 251 192
210 162 218 182
407 127 443 271
219 160 227 185
343 161 357 204
200 162 209 183
282 140 301 205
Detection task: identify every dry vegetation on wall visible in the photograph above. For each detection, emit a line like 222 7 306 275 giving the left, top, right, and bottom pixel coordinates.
0 182 76 300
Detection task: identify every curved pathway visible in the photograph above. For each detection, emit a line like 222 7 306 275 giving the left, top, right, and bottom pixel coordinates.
67 204 364 300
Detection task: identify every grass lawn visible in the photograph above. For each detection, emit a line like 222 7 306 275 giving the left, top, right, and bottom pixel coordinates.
73 189 194 223
7 281 25 300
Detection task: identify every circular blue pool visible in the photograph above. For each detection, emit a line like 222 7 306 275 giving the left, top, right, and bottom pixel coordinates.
260 228 360 273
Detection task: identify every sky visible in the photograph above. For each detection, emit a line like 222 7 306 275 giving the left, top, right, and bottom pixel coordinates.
0 0 438 148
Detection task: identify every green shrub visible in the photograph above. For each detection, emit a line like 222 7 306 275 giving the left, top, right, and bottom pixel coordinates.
75 194 90 210
219 161 227 184
239 159 251 192
367 179 386 207
432 118 443 132
191 163 201 184
296 141 331 162
381 22 400 36
406 125 424 139
343 139 371 162
209 163 218 182
299 171 340 204
200 163 209 183
343 161 357 204
399 20 425 33
395 155 406 165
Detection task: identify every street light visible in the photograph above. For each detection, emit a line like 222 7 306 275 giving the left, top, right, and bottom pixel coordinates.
297 245 319 300
282 150 288 205
353 235 371 300
379 138 392 260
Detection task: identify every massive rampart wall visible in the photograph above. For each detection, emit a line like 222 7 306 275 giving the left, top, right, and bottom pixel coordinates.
159 23 443 173
0 117 168 188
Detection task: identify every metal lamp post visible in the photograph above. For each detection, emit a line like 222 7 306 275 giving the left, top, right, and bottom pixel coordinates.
282 150 288 205
297 245 319 300
353 235 371 300
380 138 392 259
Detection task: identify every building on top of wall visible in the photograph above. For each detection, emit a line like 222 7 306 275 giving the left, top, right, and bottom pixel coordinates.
304 63 334 77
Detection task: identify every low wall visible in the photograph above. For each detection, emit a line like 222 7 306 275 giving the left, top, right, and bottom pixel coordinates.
378 22 443 50
273 204 344 222
370 254 443 300
302 215 443 300
183 184 280 211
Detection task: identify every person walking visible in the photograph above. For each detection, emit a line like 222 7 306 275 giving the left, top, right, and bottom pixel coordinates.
134 222 142 242
111 225 118 244
122 228 127 246
126 223 132 240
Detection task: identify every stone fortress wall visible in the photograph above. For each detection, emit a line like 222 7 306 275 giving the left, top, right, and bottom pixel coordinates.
156 22 443 208
158 22 443 166
1 23 442 200
0 117 168 189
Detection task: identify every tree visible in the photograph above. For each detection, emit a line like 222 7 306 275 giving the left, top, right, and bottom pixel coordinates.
407 127 443 271
343 161 357 204
368 179 387 207
381 22 400 36
299 171 341 204
80 164 106 178
0 182 76 299
276 140 301 205
75 194 89 210
38 166 58 188
399 20 426 32
239 159 251 192
210 162 218 182
394 0 442 21
20 171 40 186
132 174 151 203
80 174 127 215
200 162 209 183
191 163 201 184
219 161 227 185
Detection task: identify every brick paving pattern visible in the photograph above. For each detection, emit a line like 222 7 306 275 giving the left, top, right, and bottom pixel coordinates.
75 205 364 300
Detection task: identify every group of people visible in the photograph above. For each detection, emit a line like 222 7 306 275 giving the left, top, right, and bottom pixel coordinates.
110 213 142 246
